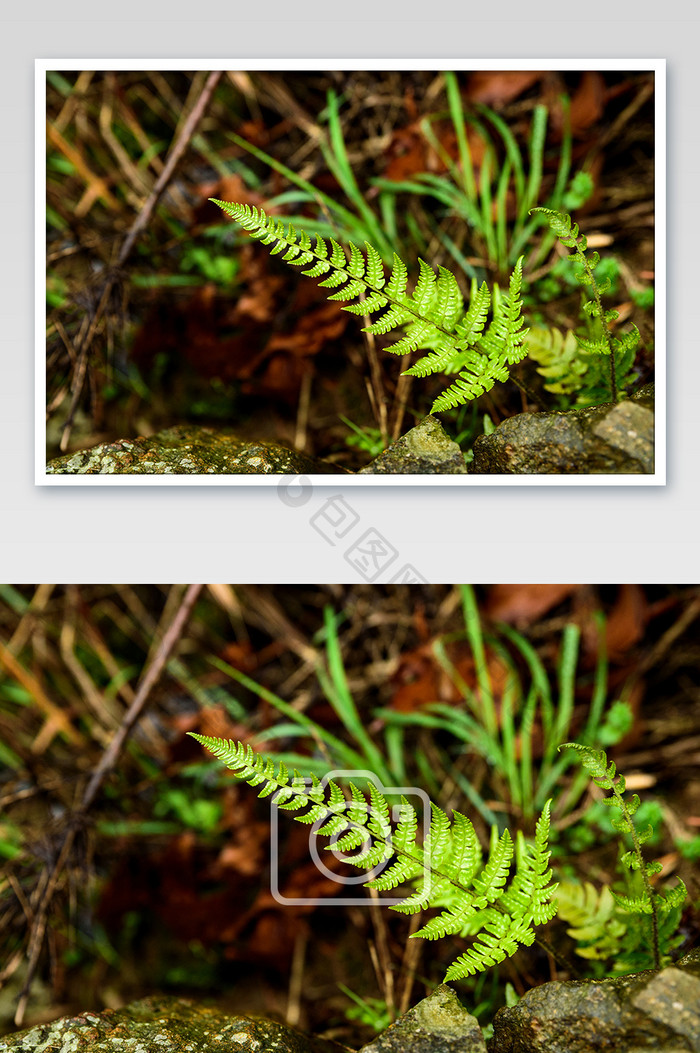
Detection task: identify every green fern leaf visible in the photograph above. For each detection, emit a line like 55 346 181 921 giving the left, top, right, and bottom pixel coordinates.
210 199 533 413
430 362 510 414
189 733 558 982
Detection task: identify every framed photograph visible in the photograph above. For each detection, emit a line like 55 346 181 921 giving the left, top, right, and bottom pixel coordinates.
38 61 664 483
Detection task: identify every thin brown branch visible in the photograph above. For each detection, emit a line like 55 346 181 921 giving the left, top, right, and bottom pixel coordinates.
58 71 223 450
80 583 203 811
12 583 204 1026
117 72 222 267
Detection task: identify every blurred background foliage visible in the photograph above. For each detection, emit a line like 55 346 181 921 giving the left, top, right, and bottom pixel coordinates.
46 69 656 466
1 585 698 1042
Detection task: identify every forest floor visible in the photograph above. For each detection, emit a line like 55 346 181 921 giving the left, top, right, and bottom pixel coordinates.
1 584 697 1044
45 69 656 470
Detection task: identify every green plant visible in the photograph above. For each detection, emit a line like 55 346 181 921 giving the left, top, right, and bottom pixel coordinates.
526 324 639 408
188 734 558 980
555 876 685 976
209 606 401 787
338 985 392 1032
225 88 395 264
211 198 530 413
208 589 628 834
530 208 641 403
339 416 387 458
376 589 629 826
372 73 579 278
558 742 687 971
227 79 587 282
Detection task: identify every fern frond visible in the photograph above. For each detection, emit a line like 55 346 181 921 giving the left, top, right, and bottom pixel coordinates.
190 733 558 983
530 206 645 403
560 743 687 971
211 199 533 412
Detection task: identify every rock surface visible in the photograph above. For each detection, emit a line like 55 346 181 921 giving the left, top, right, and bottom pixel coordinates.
45 425 348 475
0 994 349 1052
358 984 486 1053
4 955 698 1053
491 949 700 1053
470 396 654 474
359 417 467 474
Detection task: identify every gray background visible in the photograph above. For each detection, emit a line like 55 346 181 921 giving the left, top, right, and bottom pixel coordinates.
3 3 694 581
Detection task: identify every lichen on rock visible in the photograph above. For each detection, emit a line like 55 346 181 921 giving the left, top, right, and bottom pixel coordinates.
359 417 467 474
0 995 350 1053
470 396 654 475
45 425 347 476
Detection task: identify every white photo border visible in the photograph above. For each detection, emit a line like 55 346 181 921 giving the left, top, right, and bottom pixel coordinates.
37 59 666 486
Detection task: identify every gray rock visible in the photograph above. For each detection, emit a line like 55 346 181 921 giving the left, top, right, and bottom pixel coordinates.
45 425 347 475
359 417 467 474
358 984 487 1053
631 382 655 404
0 994 350 1052
491 950 700 1053
470 398 654 474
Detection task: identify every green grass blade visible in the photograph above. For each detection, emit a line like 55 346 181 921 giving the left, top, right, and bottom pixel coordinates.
476 103 526 218
209 655 367 770
444 71 477 201
414 746 441 800
524 104 548 216
320 90 393 259
529 95 572 268
429 222 479 280
319 606 391 780
478 149 498 268
519 685 538 817
459 585 498 739
549 95 572 210
227 130 365 238
498 623 554 741
448 764 501 828
384 723 406 785
582 611 609 743
498 666 520 808
378 190 398 247
495 157 511 272
549 623 580 761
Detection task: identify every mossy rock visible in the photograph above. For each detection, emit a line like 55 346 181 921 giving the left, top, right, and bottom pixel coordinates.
470 397 654 475
46 425 348 475
491 950 700 1052
0 994 350 1052
359 417 467 474
358 984 486 1053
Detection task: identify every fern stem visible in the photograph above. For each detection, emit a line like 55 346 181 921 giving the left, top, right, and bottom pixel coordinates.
509 372 547 411
611 784 661 970
608 347 618 405
573 241 618 403
560 743 669 973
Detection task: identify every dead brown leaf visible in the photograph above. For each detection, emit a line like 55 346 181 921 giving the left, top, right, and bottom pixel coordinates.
485 585 581 626
465 71 543 107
